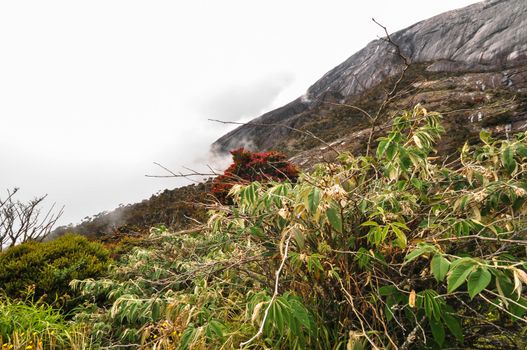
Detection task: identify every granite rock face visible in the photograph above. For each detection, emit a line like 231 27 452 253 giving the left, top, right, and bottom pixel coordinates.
213 0 527 153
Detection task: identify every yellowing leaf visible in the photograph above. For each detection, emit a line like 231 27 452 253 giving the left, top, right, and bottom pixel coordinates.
413 134 423 148
251 302 265 324
516 268 527 285
409 290 416 308
513 269 523 299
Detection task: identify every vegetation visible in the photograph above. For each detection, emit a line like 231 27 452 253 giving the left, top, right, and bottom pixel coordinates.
211 148 299 203
63 105 526 349
1 105 527 349
0 188 63 251
0 234 110 309
53 182 212 238
0 294 90 350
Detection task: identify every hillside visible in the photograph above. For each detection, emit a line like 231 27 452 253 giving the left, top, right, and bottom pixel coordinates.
64 0 527 238
213 0 527 155
52 181 212 239
3 1 527 349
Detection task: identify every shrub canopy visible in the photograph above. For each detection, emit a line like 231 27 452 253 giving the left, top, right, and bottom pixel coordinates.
0 234 110 309
70 106 527 349
211 148 299 203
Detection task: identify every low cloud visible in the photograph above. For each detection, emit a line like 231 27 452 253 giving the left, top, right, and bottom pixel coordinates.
198 73 295 122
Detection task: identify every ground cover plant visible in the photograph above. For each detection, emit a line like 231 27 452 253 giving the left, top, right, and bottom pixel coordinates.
67 105 527 349
0 294 90 350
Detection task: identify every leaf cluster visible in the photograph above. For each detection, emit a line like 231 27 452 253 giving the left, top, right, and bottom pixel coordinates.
69 105 527 349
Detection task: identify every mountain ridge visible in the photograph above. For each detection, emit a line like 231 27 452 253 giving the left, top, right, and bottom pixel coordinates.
59 0 527 237
212 0 527 153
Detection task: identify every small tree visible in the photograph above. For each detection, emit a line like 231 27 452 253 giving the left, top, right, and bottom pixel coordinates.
211 148 299 203
0 188 63 251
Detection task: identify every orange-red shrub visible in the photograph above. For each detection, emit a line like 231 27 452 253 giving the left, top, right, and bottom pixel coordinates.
211 148 299 203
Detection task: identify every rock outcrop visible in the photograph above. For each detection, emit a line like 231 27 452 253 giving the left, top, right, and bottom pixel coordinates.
212 0 527 153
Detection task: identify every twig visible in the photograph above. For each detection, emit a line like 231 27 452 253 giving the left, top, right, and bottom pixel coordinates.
399 316 426 349
364 19 411 157
145 162 217 179
239 230 293 349
337 277 380 350
209 119 340 156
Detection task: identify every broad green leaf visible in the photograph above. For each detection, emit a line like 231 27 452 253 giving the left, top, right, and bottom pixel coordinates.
442 312 463 341
384 305 394 322
467 267 491 299
249 226 265 239
151 301 160 320
208 320 225 339
431 255 450 282
291 226 305 249
391 221 410 230
271 300 285 331
361 220 379 227
391 225 407 248
447 261 475 293
429 318 445 346
480 129 491 144
379 285 397 296
509 297 527 319
179 326 197 350
386 143 397 160
355 247 371 270
516 144 527 158
398 147 412 171
404 243 437 263
380 225 389 244
307 187 321 214
501 146 517 174
376 139 389 159
422 290 441 321
326 206 342 233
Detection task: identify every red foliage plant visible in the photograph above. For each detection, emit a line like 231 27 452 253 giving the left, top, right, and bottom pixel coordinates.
211 148 299 204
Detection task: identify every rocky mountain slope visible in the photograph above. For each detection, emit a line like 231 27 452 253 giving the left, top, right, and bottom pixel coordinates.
213 0 527 154
63 0 527 237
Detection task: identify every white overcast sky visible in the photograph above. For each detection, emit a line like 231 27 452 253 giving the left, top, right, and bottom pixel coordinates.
0 0 480 226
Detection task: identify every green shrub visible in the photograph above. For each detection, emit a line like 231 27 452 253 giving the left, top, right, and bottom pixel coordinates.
71 106 527 349
0 234 110 309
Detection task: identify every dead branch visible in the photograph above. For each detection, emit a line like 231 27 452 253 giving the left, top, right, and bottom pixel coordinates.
145 162 218 179
0 188 63 251
364 18 412 157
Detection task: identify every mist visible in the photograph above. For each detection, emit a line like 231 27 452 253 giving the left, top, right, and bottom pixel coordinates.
0 0 480 226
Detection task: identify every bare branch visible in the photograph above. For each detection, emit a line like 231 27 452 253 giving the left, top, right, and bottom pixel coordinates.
0 188 63 251
145 162 218 179
239 230 294 349
208 118 341 156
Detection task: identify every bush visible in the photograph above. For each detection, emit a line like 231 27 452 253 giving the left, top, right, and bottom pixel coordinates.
0 234 110 309
211 148 299 203
210 106 527 348
69 106 527 349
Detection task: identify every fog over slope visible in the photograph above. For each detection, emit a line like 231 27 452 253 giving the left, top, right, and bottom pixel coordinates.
0 1 481 226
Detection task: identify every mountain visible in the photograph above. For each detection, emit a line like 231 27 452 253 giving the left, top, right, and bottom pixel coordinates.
212 0 527 155
62 0 527 237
